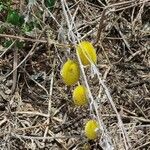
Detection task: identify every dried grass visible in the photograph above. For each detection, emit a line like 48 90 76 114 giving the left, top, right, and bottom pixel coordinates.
0 0 150 149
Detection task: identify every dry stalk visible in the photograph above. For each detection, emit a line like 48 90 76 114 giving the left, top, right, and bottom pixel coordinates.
61 0 114 149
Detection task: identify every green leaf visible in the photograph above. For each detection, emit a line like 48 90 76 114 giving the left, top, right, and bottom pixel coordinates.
16 41 24 49
44 0 56 10
7 10 24 26
22 20 41 33
3 40 24 49
0 4 4 12
3 40 13 48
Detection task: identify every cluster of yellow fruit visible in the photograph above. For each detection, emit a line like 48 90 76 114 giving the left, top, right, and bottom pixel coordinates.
61 41 99 140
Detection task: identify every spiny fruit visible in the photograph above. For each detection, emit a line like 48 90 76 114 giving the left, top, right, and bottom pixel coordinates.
61 59 80 86
85 120 99 140
76 41 97 66
73 85 88 106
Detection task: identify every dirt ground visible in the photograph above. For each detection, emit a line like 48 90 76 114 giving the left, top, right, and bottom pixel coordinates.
0 0 150 150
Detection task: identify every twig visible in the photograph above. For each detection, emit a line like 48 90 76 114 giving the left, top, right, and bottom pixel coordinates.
0 116 7 127
125 49 148 62
0 40 16 58
0 33 47 43
43 52 56 142
114 24 132 54
4 27 47 79
12 111 49 117
134 141 150 150
0 34 72 48
95 8 107 44
125 79 150 88
21 67 49 95
11 49 18 94
11 133 80 140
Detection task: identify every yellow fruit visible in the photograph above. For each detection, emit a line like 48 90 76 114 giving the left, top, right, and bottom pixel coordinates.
61 59 80 86
73 85 88 106
76 41 97 65
85 120 99 140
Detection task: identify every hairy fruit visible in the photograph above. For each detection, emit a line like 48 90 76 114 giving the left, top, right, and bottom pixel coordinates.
73 85 88 106
76 41 97 65
61 59 80 86
85 120 99 140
